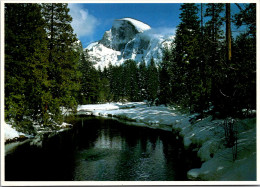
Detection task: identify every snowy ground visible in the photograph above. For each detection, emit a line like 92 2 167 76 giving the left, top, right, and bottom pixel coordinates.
4 120 73 156
4 122 31 142
4 102 256 181
4 119 72 149
77 102 256 181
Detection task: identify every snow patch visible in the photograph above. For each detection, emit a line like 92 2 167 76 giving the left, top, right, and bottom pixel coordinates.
116 18 151 32
4 122 31 142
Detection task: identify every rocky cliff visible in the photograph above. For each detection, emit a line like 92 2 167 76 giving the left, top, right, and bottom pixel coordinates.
86 18 174 69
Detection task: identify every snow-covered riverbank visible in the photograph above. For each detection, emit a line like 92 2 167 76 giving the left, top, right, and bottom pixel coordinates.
4 102 256 181
4 122 32 143
4 120 72 154
77 102 256 181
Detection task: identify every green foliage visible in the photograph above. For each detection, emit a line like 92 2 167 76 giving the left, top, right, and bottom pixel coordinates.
170 3 202 111
94 58 159 104
204 3 224 40
223 118 238 161
109 65 124 101
212 4 256 118
158 48 173 105
137 59 148 101
217 34 256 117
106 60 140 102
77 50 100 104
234 4 256 38
5 4 51 132
146 58 159 103
80 2 256 118
5 2 256 135
42 3 81 121
122 60 139 101
98 78 111 103
5 3 81 133
160 3 255 118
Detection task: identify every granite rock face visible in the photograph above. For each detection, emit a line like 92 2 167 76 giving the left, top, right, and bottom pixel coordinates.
100 19 142 51
86 18 174 69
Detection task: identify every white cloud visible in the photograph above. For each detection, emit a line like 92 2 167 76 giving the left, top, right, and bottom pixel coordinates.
142 27 176 40
68 4 99 38
146 27 176 36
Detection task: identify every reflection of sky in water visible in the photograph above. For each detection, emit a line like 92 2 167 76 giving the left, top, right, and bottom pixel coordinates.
74 127 168 181
131 138 166 180
94 129 124 150
73 118 199 181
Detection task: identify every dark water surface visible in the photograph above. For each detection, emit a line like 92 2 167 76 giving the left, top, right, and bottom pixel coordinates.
5 117 201 181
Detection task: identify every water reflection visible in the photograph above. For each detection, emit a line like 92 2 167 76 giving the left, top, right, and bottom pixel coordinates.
73 117 199 181
94 129 124 150
5 117 201 181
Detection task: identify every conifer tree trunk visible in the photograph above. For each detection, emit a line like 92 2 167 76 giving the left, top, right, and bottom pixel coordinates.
200 3 206 115
201 3 203 32
212 4 215 43
226 3 232 62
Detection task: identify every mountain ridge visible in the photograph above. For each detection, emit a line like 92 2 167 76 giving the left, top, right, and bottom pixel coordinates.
85 18 175 69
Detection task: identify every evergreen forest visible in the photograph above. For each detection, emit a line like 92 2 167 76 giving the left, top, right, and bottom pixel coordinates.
5 3 256 133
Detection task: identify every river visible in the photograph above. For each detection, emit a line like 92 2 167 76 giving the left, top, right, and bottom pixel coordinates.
5 116 201 181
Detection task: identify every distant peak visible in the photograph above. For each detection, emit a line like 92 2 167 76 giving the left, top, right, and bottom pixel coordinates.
114 18 151 33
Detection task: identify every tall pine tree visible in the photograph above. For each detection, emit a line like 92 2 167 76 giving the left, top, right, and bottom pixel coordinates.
172 3 201 112
78 50 100 104
146 58 159 105
42 3 80 124
204 3 225 114
138 59 148 101
159 47 172 105
5 4 51 132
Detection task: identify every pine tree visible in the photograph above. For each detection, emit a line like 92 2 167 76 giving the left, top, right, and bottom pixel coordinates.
159 47 172 105
5 4 51 132
110 65 124 101
172 3 201 112
205 4 224 44
137 59 148 101
146 58 159 105
42 3 80 123
224 3 256 117
226 3 232 62
78 50 99 104
122 60 139 101
98 77 111 103
204 3 225 114
234 3 256 38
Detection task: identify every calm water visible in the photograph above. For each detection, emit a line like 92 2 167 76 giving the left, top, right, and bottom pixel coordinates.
5 117 201 181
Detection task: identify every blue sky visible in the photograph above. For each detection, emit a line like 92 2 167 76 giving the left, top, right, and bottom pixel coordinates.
68 3 245 48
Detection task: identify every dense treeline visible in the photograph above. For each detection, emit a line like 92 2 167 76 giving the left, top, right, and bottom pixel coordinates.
76 57 159 104
163 3 256 118
5 3 82 133
5 3 256 133
87 3 256 119
97 58 159 104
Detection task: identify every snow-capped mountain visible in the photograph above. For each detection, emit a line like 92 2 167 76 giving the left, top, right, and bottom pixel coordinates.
85 18 175 69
